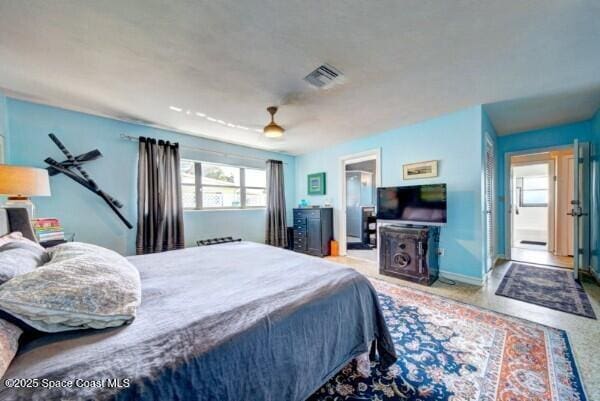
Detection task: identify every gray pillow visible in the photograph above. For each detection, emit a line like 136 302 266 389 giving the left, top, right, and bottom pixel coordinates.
0 241 49 285
0 242 141 333
0 318 22 379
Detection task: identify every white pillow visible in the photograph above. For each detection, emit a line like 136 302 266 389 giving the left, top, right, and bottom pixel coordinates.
0 242 141 332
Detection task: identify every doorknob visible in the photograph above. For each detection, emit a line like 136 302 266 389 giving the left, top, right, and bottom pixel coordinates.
568 208 588 217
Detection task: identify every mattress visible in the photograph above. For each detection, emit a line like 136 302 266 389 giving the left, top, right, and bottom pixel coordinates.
0 242 396 401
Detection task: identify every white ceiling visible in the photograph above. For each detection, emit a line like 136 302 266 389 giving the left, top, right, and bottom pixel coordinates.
485 86 600 135
0 0 599 155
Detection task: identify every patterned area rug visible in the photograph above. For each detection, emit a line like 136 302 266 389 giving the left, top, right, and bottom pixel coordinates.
309 279 587 401
496 263 596 319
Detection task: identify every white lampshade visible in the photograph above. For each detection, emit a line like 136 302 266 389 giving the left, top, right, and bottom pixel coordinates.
0 165 51 198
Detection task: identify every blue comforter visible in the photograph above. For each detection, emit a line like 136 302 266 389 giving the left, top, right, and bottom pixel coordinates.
1 242 396 401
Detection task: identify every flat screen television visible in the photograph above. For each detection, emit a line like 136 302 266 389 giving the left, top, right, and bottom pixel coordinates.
376 184 447 224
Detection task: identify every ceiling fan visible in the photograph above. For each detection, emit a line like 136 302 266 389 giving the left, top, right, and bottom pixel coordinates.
263 106 284 138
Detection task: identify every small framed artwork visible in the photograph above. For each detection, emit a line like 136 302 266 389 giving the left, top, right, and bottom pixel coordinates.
403 160 438 180
307 172 326 195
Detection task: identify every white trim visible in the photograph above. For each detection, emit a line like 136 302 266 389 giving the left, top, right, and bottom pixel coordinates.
183 208 265 213
483 132 496 273
510 158 555 252
338 148 382 256
439 270 485 286
503 144 572 262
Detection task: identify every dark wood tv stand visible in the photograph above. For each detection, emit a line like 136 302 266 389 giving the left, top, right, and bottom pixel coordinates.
378 223 440 286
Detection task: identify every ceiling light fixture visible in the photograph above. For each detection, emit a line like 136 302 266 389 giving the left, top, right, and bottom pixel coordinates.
263 106 284 138
195 112 206 117
169 106 182 112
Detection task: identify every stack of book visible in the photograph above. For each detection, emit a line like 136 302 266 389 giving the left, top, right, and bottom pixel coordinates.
31 218 65 243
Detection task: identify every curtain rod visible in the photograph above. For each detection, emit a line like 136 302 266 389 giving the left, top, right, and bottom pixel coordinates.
120 134 287 165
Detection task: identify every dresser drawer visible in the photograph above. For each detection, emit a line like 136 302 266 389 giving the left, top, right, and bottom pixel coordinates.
293 217 307 227
293 229 306 238
293 238 307 251
293 209 321 219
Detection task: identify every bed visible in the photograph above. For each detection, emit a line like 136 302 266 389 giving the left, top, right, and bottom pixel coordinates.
0 241 396 401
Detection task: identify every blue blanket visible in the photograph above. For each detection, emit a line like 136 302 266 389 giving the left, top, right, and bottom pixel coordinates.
1 242 396 401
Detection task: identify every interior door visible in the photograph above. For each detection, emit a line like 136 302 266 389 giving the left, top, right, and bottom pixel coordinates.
570 140 591 279
571 140 581 278
484 137 495 271
567 157 575 255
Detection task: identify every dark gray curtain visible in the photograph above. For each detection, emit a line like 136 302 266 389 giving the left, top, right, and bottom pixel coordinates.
265 159 288 247
136 137 185 254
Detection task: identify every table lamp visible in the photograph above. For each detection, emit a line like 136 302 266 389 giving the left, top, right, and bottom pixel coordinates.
0 164 51 217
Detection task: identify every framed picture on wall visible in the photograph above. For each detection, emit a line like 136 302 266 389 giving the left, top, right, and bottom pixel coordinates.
403 160 438 179
307 172 326 195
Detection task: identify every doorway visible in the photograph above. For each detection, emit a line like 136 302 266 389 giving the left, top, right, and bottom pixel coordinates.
508 150 573 268
338 149 381 261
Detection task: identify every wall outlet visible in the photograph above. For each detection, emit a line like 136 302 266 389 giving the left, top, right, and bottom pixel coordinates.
437 248 445 256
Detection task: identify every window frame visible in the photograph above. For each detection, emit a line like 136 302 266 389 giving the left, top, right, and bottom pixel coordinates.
181 159 267 210
516 176 549 208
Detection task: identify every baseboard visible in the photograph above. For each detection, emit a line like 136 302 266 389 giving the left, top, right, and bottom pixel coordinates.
439 270 484 286
591 268 600 284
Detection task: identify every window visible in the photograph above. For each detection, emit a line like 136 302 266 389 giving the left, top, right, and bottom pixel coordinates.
181 159 266 209
517 176 548 207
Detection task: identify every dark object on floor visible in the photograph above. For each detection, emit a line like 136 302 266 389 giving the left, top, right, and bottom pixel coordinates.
379 225 440 286
496 263 596 319
520 240 547 246
196 237 242 246
43 133 133 229
347 242 373 250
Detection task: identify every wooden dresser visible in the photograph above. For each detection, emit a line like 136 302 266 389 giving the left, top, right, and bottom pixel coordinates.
292 208 333 257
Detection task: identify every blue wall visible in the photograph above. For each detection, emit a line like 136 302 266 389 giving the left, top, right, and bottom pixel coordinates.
496 120 594 256
6 99 295 255
591 109 600 278
295 106 486 281
0 92 8 162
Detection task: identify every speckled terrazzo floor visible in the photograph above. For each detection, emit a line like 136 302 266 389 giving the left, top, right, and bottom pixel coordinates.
327 256 600 401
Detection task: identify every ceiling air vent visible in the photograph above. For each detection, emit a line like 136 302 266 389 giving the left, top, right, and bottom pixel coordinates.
304 64 344 89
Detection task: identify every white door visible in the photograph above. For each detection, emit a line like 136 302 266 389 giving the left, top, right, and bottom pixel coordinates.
567 157 575 255
571 140 581 278
484 137 495 271
570 140 591 279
